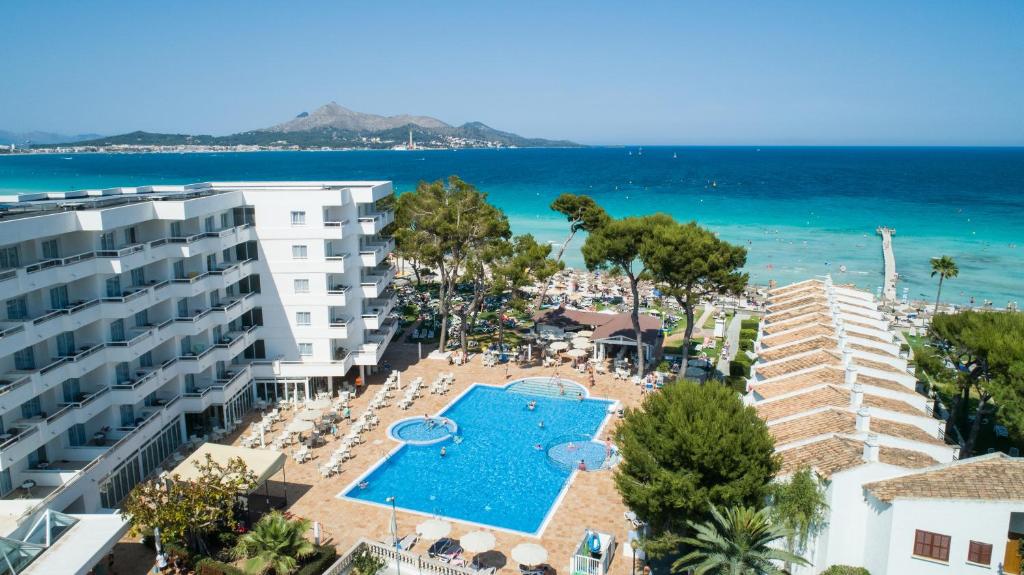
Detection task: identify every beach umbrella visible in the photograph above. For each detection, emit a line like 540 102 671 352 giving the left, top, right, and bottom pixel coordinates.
511 543 548 566
548 341 569 352
286 419 314 433
571 337 590 349
577 330 594 338
416 518 452 540
566 348 588 358
296 409 322 421
460 531 496 553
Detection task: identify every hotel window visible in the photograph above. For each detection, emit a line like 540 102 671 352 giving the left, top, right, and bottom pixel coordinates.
913 530 951 562
221 213 231 229
296 312 311 326
0 246 20 269
292 245 308 259
298 343 313 356
41 239 59 260
967 541 992 565
6 296 28 320
294 279 310 293
291 211 306 225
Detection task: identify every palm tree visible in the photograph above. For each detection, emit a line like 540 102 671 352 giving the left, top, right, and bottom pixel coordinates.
930 256 959 313
233 511 316 575
673 505 808 575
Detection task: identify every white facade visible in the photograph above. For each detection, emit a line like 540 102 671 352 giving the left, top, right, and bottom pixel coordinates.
0 181 397 573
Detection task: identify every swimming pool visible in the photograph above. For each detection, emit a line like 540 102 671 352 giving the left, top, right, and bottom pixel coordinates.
341 379 613 534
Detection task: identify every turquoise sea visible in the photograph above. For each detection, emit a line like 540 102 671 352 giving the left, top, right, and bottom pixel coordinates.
1 148 1021 305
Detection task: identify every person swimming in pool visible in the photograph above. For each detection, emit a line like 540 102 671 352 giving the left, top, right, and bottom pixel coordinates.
358 481 369 489
527 400 536 411
577 392 584 401
440 446 447 457
538 419 545 429
534 443 543 450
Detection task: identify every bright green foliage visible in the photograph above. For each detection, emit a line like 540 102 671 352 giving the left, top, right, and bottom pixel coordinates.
351 549 386 575
931 311 1024 456
614 381 779 555
395 176 511 350
740 319 760 331
232 511 316 575
121 455 258 553
642 220 748 364
673 505 808 575
930 255 959 312
491 233 563 346
821 566 871 575
583 213 673 374
769 467 829 559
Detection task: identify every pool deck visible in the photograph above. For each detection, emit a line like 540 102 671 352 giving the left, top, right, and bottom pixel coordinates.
113 337 647 575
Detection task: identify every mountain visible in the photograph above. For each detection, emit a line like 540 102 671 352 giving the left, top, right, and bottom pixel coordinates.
34 103 579 149
0 130 103 145
268 102 450 132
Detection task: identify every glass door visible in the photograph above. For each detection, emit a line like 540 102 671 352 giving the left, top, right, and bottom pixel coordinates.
49 285 69 310
109 319 125 342
56 331 76 356
62 378 81 403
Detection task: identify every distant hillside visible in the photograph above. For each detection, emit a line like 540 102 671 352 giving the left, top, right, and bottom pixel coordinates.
36 103 579 149
0 130 103 145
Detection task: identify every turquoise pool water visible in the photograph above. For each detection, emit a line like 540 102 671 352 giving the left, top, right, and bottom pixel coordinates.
342 381 613 534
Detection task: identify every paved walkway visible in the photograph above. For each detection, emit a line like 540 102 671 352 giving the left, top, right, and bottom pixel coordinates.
692 304 715 337
877 226 897 302
716 312 748 374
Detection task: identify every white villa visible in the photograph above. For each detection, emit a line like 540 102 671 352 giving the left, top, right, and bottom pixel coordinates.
747 277 1024 574
0 181 397 574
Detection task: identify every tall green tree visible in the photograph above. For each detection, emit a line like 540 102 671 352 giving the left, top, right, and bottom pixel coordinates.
674 505 808 575
121 455 258 554
395 176 510 351
533 194 609 310
769 467 829 569
492 234 563 350
931 310 1024 457
233 511 316 575
583 214 671 375
643 220 748 366
930 255 959 313
614 380 779 556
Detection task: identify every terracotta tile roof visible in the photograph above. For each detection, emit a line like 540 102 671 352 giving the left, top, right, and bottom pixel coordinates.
768 296 826 313
850 342 898 358
752 367 846 399
864 454 1024 502
763 308 831 331
847 330 893 345
768 408 946 447
771 290 826 308
837 306 882 323
759 336 836 362
855 357 906 376
769 280 822 297
756 385 922 421
757 350 841 379
769 409 856 445
778 437 938 478
857 373 916 395
761 324 835 347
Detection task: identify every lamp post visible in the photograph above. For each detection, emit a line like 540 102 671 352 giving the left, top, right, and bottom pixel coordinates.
386 496 400 575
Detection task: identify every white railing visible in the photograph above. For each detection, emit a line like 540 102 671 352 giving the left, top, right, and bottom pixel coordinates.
322 539 478 575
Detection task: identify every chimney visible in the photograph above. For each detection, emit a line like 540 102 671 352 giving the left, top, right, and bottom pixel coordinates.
856 407 871 432
851 383 864 408
863 433 880 462
837 330 848 351
845 366 858 386
843 350 854 368
824 274 833 288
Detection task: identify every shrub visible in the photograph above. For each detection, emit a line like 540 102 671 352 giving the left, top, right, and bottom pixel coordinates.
724 376 747 394
195 558 247 575
739 328 757 341
295 545 339 575
822 566 871 575
351 549 386 575
899 343 911 354
738 339 754 352
740 318 760 331
729 360 750 378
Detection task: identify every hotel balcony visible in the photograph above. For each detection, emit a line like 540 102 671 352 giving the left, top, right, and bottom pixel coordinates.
360 265 397 298
354 318 399 366
358 237 394 268
357 211 395 235
180 365 252 412
328 312 352 338
325 276 350 306
361 291 397 330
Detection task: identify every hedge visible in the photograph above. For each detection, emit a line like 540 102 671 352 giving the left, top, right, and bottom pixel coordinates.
739 328 758 342
821 566 871 575
296 545 339 575
724 375 747 395
740 318 760 331
729 360 751 378
738 339 754 352
196 558 246 575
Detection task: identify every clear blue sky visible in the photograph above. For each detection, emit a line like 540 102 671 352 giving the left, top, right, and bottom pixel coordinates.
1 0 1021 145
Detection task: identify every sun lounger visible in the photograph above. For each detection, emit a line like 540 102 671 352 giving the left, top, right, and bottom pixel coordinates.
625 510 645 528
392 533 417 551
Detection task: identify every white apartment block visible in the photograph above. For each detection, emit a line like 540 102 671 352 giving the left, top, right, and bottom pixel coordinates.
0 181 397 574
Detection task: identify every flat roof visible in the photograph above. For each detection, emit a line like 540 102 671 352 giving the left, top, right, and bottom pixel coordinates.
21 512 129 575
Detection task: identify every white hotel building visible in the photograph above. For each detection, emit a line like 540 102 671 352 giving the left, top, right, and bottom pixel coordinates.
0 181 398 573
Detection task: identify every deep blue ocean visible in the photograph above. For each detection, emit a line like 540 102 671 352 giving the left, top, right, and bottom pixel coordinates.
1 147 1021 305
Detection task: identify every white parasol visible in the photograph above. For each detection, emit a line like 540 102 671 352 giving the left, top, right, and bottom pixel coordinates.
571 337 591 349
566 348 588 358
416 518 452 540
307 399 332 410
286 419 314 433
511 543 548 566
296 410 322 421
577 330 594 338
548 341 569 352
460 531 496 553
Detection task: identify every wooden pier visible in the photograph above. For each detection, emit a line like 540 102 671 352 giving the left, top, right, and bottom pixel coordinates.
877 227 897 302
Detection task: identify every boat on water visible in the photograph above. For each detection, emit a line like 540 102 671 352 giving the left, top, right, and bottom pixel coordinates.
672 152 677 159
